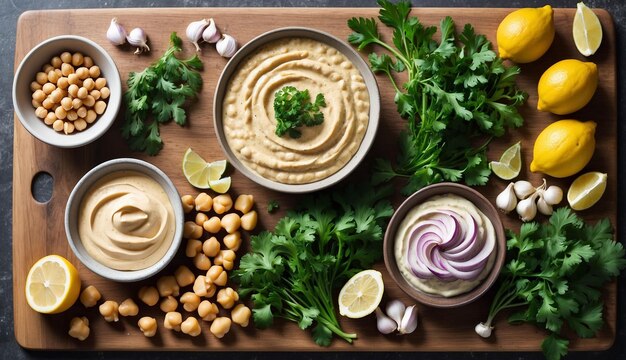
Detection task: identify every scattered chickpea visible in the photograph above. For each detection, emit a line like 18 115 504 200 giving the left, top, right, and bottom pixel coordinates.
231 304 252 327
35 106 47 119
164 311 182 332
195 192 213 212
198 300 219 321
216 287 239 309
241 210 258 231
119 298 139 317
206 265 228 287
181 316 202 337
181 194 195 213
99 300 120 322
192 275 216 297
183 221 203 239
193 252 211 270
89 65 101 78
79 285 101 308
174 265 195 287
138 285 159 306
213 194 233 214
83 56 94 68
221 213 241 234
180 292 201 312
210 317 232 339
223 232 242 251
63 121 75 135
35 72 48 85
201 216 219 234
60 51 72 63
195 212 209 226
234 194 254 214
214 250 236 270
185 238 202 257
68 316 90 341
160 295 178 313
52 119 64 132
202 236 220 257
156 275 180 297
138 317 157 337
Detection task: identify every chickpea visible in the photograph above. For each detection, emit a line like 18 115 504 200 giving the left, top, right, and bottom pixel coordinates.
202 236 220 257
180 292 201 312
100 86 110 99
32 89 46 102
89 65 101 78
214 250 236 270
193 275 216 298
216 287 239 309
61 96 73 111
181 316 202 337
30 81 42 92
83 78 95 91
74 119 88 131
198 300 219 321
210 317 232 339
138 316 157 337
213 194 233 214
195 192 213 212
160 295 178 313
42 64 54 74
174 265 195 287
41 98 54 110
82 95 96 108
185 238 202 257
90 89 101 100
47 70 59 84
241 210 258 231
234 194 254 214
32 99 42 109
76 106 87 119
193 252 211 270
71 52 84 66
52 119 64 132
164 311 182 332
117 298 139 317
60 51 72 63
51 56 62 68
68 316 90 341
50 89 63 104
55 106 67 120
54 68 63 78
42 82 56 95
44 112 57 126
76 67 89 80
99 300 120 322
221 213 241 234
181 194 194 213
195 212 209 227
67 84 79 98
202 216 221 234
77 87 89 100
95 77 107 90
35 107 47 119
63 121 75 134
83 56 94 68
223 232 242 251
67 110 78 121
85 109 97 123
206 265 227 287
156 275 180 297
138 285 159 306
183 221 203 239
79 285 101 308
231 304 252 327
35 72 48 85
57 77 69 90
61 63 74 76
68 73 81 86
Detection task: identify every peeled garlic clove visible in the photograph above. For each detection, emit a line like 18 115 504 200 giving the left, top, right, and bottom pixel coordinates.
127 28 150 54
376 308 397 334
496 183 517 214
186 19 210 52
106 18 127 45
537 196 554 216
543 185 563 205
513 180 535 200
385 299 405 327
398 305 418 334
516 193 538 222
216 34 237 58
202 18 221 44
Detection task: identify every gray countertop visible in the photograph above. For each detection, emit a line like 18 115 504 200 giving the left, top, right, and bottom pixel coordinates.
1 0 624 359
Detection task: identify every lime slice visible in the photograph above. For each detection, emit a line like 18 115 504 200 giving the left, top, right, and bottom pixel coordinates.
490 142 522 180
567 171 607 210
573 2 603 56
182 148 211 189
338 269 384 319
208 160 228 182
209 176 232 194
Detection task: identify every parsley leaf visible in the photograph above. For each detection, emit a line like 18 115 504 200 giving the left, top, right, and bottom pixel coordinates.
273 86 326 138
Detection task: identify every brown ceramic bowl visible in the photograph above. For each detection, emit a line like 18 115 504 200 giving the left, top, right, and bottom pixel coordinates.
383 183 506 308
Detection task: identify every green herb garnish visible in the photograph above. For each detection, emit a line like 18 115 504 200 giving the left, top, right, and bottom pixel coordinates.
267 200 279 213
234 181 394 346
480 207 626 360
121 32 203 155
273 86 326 138
348 0 527 194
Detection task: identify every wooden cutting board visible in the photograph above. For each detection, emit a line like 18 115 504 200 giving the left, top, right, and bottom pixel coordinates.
13 7 617 351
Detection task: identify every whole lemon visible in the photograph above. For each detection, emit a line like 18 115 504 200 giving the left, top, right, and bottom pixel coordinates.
530 120 596 178
537 59 598 115
497 5 555 63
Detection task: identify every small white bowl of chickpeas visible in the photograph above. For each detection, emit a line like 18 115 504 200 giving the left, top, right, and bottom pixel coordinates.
13 35 121 148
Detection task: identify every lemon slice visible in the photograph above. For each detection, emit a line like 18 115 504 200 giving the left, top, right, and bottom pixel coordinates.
25 255 81 314
573 2 603 56
208 160 227 182
182 148 211 189
209 176 232 194
567 172 607 210
338 269 384 319
490 142 522 180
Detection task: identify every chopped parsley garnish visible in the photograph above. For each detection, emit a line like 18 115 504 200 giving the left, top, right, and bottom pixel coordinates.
267 200 279 213
273 86 326 138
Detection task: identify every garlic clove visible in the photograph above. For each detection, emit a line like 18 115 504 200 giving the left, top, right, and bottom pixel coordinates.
516 193 538 222
496 183 517 214
186 19 210 52
202 18 221 44
513 180 535 200
537 196 554 216
216 34 238 58
543 185 563 205
385 299 405 327
475 322 493 338
375 308 397 334
127 28 150 55
398 305 418 334
106 18 127 45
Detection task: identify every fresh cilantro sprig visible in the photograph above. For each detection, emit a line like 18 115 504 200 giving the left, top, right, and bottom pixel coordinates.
121 32 203 155
348 0 527 194
479 208 626 360
233 181 394 346
274 86 326 138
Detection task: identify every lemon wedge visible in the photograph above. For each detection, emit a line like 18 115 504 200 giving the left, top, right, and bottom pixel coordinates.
209 176 232 194
490 142 522 180
573 2 603 56
567 172 607 211
182 148 211 189
25 255 81 314
338 269 384 319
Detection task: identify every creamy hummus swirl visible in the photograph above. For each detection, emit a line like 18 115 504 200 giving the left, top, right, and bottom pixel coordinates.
223 37 370 184
78 171 176 271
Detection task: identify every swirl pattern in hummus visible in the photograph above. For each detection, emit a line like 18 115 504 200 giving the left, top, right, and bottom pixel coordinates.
222 37 370 184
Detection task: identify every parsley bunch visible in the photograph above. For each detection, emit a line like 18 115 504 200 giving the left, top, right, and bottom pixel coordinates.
348 0 527 194
234 182 393 346
274 86 326 138
481 208 626 360
122 32 203 155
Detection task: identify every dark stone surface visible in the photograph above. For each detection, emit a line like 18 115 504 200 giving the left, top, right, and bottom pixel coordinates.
1 0 624 359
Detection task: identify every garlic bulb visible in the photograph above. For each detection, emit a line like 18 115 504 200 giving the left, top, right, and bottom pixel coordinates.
398 305 418 334
513 180 535 200
127 28 150 54
186 19 210 52
496 183 517 214
216 34 237 58
537 196 553 216
202 18 221 44
385 300 405 327
106 18 127 45
375 308 397 334
516 193 538 222
543 185 563 205
475 322 493 338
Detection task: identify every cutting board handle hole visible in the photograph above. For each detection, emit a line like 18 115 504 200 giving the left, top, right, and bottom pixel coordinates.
31 171 54 203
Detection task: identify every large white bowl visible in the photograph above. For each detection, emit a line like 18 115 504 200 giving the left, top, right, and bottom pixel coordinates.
13 35 121 148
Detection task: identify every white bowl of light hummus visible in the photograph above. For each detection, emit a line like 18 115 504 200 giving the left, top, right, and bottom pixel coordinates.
65 158 184 282
214 27 380 193
383 183 506 308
